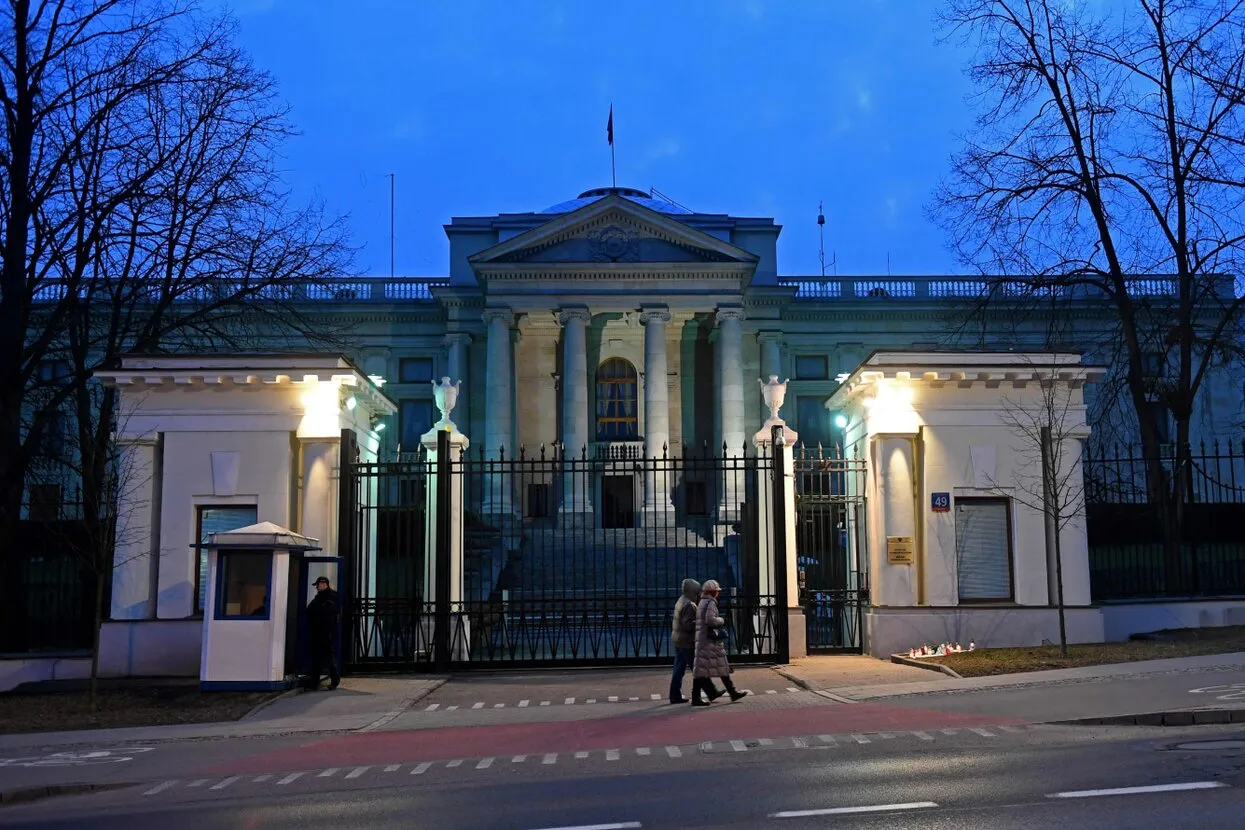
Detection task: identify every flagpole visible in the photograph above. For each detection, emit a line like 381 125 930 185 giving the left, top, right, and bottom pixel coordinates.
611 142 616 189
608 103 616 188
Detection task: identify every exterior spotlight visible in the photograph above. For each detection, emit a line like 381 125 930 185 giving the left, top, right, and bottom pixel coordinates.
346 395 357 411
833 414 848 429
375 422 386 432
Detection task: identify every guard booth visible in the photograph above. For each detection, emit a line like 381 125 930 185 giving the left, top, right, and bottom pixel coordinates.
200 522 321 691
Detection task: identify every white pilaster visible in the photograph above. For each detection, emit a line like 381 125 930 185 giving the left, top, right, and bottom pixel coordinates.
111 437 162 620
422 425 472 658
640 308 672 514
558 307 593 514
717 307 746 516
758 332 784 397
754 425 806 660
443 333 472 433
482 309 514 513
299 439 339 558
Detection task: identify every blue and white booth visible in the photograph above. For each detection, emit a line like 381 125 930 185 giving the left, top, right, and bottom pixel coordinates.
200 521 321 691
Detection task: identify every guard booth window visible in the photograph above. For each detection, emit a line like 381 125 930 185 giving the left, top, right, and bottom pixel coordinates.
954 498 1013 602
196 505 258 614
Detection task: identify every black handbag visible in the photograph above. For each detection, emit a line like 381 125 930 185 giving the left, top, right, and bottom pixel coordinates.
707 626 728 642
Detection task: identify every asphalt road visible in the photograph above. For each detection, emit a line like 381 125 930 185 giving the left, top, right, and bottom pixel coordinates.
4 721 1245 829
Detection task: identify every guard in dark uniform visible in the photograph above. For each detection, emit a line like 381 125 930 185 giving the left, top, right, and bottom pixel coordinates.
306 576 340 690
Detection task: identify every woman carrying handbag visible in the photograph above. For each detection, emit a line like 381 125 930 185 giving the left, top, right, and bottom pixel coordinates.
691 579 749 706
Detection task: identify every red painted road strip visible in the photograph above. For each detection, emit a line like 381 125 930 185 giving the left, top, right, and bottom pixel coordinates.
198 703 1023 775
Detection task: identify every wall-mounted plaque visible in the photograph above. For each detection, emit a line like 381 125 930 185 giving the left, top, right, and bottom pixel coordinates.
887 535 914 564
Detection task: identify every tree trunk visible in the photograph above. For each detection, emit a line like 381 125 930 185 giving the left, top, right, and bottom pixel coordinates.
90 561 105 713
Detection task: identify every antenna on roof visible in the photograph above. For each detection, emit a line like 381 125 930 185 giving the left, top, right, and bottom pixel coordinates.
887 251 891 277
387 172 395 278
649 187 693 213
817 202 836 277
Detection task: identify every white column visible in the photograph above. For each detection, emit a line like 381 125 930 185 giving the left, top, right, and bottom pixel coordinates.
758 332 783 384
717 307 746 516
111 437 162 620
755 427 805 659
559 307 593 514
422 425 471 659
299 439 339 558
876 437 918 607
641 308 672 514
443 332 472 431
482 308 514 513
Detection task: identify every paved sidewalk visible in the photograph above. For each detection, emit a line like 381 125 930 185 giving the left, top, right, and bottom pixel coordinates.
0 677 446 751
778 651 1245 700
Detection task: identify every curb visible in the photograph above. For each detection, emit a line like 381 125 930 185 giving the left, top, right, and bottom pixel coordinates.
1051 708 1245 727
770 667 858 704
240 686 303 721
890 653 963 679
0 782 131 806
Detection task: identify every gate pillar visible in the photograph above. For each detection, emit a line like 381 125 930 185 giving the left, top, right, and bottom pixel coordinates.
755 420 805 660
423 421 470 664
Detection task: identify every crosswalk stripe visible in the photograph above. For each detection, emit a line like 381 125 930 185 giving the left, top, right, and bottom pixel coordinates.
425 703 439 711
143 781 178 796
277 772 304 785
970 727 995 737
914 731 934 741
512 755 527 763
518 700 530 708
759 738 774 746
729 740 747 752
575 751 589 759
941 728 957 735
605 749 620 761
318 768 338 778
542 753 558 765
565 697 575 705
493 703 505 709
766 689 777 695
608 696 619 702
651 693 661 700
636 747 651 756
851 734 871 744
998 725 1024 733
411 762 431 775
187 779 210 788
628 696 639 701
253 775 272 783
792 736 808 748
787 686 800 692
384 765 400 772
666 745 682 758
586 698 597 704
476 758 494 769
210 776 240 791
447 760 463 768
472 702 484 709
540 701 551 706
879 732 897 739
447 705 459 711
345 766 370 779
818 734 836 744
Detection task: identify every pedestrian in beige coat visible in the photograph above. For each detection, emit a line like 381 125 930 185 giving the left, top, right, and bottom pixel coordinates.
691 580 748 706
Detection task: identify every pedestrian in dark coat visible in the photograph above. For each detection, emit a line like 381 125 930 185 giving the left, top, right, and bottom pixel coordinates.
691 579 747 706
670 578 718 703
306 576 340 691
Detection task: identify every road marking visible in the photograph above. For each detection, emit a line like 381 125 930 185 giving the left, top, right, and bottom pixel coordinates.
586 698 597 704
411 762 431 775
791 736 808 748
384 764 400 772
914 731 934 741
772 802 938 818
759 738 774 746
542 753 558 765
851 734 871 744
969 727 995 738
766 689 777 695
447 759 463 768
665 745 682 758
253 775 272 783
318 768 338 778
277 772 304 785
493 703 505 709
565 697 575 705
210 776 240 791
540 701 551 706
605 749 620 761
636 747 651 756
476 757 494 770
143 781 178 796
941 728 958 735
522 824 642 830
729 740 747 752
651 694 661 700
609 696 619 702
818 734 836 744
1048 782 1228 799
447 705 459 711
425 703 440 711
472 702 485 709
519 700 530 708
787 686 800 692
575 751 589 759
345 766 370 779
513 755 527 763
998 725 1024 733
628 696 639 701
878 733 896 740
187 779 210 788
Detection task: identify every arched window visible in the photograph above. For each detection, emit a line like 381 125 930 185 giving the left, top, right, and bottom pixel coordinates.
595 358 638 440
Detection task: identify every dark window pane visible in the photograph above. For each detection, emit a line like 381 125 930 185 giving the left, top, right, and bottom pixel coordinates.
594 358 638 440
795 356 828 380
197 506 258 613
400 399 435 448
399 358 434 383
216 551 271 618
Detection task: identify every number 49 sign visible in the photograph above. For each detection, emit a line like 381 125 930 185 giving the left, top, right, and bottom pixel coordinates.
931 492 951 512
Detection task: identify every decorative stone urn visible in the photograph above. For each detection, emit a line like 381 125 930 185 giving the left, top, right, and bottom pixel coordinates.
432 377 461 428
759 375 790 422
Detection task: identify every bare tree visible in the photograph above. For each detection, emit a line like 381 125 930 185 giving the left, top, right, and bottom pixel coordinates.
988 356 1094 656
934 0 1245 586
1 0 353 636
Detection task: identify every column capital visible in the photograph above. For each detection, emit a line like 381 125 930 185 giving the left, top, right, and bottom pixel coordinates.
639 309 672 325
443 332 473 348
481 307 514 326
757 331 784 346
557 307 592 326
716 307 746 324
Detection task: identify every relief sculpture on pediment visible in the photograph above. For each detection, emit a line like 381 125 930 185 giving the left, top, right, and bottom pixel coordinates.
587 224 640 262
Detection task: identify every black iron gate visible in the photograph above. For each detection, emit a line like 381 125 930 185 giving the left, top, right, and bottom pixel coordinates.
795 444 868 654
340 430 788 672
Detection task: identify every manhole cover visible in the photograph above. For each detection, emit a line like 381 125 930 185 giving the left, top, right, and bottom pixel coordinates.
1173 740 1245 751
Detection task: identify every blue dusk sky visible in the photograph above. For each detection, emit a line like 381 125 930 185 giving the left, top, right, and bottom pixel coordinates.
224 0 978 278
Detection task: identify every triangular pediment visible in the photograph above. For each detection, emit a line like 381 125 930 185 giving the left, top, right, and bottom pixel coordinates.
468 195 759 268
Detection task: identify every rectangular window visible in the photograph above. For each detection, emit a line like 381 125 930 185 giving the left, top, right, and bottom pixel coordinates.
37 360 71 385
955 498 1013 602
400 399 435 450
215 551 271 619
196 505 258 614
1144 400 1172 445
795 396 830 450
399 357 435 384
794 355 828 380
